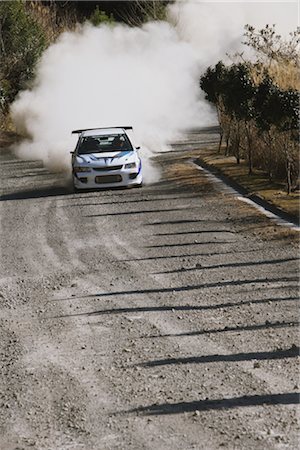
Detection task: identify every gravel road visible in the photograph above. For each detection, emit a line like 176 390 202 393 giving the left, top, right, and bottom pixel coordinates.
0 128 299 450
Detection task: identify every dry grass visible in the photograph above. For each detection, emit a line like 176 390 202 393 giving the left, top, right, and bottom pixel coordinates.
166 161 212 192
251 61 300 90
25 1 78 44
269 63 300 90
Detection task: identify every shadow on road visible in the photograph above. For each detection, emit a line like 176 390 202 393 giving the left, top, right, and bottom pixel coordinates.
153 257 299 274
0 184 144 202
145 219 218 226
71 275 298 298
84 206 203 218
53 194 199 209
146 320 298 339
129 392 300 415
52 296 297 317
120 248 263 262
145 240 234 248
154 229 234 236
0 186 72 201
138 346 299 368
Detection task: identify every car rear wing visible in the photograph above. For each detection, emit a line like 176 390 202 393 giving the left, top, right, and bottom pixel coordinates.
72 126 133 134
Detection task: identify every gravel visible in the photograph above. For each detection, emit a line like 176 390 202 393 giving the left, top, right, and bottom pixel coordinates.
0 128 299 449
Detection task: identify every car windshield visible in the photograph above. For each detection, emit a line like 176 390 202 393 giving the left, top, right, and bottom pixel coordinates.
78 134 133 154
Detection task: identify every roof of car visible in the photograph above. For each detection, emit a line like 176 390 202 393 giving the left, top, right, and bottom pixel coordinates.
72 126 133 136
81 128 126 137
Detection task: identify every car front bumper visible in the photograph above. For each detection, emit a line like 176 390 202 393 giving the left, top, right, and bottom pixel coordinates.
73 168 142 189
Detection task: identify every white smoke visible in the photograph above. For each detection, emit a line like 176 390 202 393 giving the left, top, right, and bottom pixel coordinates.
168 0 298 64
11 21 212 180
11 1 297 181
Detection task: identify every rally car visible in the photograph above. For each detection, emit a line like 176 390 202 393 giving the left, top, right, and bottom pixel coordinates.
71 126 142 190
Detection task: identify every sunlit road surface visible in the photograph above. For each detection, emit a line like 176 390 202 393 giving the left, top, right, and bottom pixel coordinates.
0 127 299 449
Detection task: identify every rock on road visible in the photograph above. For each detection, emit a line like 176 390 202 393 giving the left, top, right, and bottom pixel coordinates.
0 128 299 450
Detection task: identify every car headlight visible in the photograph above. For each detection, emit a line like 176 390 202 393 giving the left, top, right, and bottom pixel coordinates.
73 166 91 173
124 162 136 169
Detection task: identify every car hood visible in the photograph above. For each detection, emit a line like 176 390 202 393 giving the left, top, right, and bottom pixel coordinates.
75 150 136 166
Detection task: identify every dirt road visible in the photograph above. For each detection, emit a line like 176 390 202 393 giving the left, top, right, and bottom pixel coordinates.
0 128 299 450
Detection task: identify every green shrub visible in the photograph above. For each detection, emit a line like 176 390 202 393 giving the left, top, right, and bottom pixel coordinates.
0 0 46 112
89 6 114 27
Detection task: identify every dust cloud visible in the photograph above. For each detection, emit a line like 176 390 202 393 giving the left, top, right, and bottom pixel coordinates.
11 1 297 182
169 0 297 65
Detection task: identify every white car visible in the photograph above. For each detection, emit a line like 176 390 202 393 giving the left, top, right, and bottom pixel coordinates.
71 127 143 190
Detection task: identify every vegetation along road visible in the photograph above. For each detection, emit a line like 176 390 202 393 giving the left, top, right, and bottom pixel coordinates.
0 128 299 449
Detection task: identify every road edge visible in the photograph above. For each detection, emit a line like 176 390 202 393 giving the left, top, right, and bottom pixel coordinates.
194 157 300 227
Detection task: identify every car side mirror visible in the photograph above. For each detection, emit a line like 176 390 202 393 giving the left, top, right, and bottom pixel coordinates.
136 146 140 150
70 151 74 154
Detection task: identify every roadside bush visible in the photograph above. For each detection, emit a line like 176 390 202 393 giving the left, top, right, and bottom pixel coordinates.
116 1 169 26
89 6 114 26
0 1 46 114
200 25 300 193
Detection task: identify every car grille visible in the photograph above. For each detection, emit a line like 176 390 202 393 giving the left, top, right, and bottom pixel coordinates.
95 175 122 184
93 165 123 172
